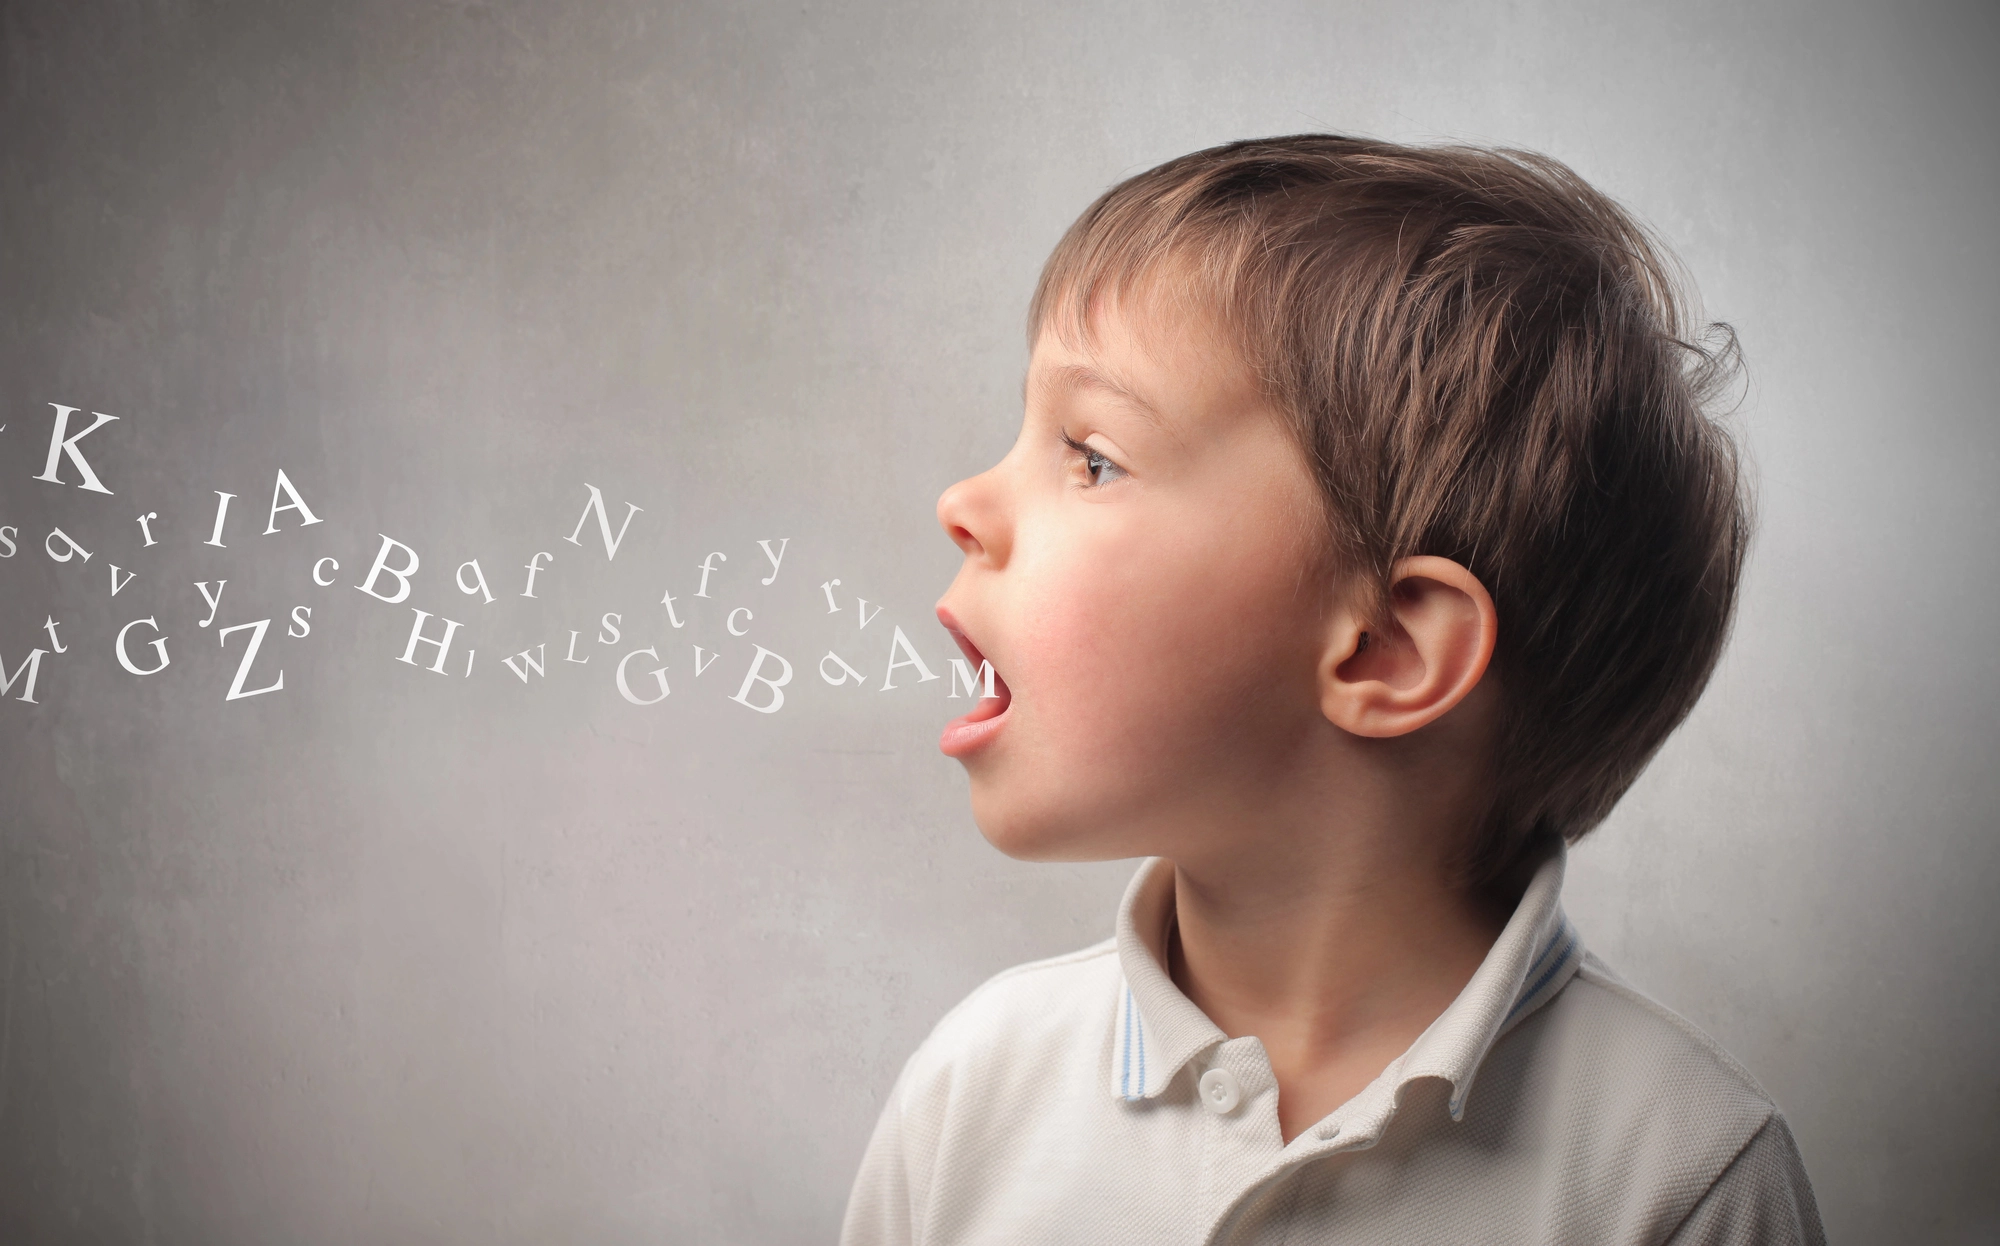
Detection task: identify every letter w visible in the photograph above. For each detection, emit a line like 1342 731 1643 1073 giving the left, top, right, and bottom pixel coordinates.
502 644 548 683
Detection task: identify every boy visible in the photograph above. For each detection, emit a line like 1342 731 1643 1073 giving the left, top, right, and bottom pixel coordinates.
842 135 1822 1244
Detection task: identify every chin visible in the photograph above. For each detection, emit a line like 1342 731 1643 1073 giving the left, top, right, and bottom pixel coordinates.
967 781 1133 863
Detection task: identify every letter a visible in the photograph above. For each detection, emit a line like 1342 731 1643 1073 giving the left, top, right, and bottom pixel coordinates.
34 404 117 494
263 468 323 534
880 625 939 691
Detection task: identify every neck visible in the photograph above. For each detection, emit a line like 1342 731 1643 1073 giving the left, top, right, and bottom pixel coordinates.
1161 766 1507 1141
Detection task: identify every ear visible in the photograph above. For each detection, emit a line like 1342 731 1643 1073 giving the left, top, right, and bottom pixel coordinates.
1320 556 1498 739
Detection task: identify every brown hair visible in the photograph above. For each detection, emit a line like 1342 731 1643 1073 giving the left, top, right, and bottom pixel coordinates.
1029 135 1750 888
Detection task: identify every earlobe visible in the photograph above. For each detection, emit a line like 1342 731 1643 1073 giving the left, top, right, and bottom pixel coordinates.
1320 556 1497 739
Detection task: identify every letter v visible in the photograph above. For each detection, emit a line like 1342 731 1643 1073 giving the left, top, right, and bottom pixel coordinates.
110 565 136 596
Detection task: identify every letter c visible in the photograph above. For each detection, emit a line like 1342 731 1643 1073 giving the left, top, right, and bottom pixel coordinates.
726 607 752 637
312 556 339 586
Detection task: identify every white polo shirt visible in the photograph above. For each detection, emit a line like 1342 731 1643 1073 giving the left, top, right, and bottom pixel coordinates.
840 847 1824 1245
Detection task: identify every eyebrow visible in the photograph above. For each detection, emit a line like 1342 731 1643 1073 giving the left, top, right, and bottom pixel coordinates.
1029 363 1169 430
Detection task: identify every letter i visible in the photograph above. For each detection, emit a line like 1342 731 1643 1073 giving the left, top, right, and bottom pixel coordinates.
204 493 235 548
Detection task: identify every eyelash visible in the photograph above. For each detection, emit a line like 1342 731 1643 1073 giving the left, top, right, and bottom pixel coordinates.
1060 430 1127 488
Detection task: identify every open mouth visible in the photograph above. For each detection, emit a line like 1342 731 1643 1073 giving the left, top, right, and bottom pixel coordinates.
938 610 1012 758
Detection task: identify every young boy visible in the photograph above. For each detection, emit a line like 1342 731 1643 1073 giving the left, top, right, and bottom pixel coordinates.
841 135 1823 1245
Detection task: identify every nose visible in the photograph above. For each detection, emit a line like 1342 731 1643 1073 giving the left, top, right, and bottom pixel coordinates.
937 468 1009 565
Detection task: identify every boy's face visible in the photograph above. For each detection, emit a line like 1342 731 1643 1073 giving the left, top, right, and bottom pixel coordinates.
935 280 1338 862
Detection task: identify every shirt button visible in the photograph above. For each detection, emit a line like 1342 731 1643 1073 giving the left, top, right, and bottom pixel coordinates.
1198 1067 1242 1114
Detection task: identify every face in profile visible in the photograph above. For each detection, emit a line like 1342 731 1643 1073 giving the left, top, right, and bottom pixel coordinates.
934 280 1337 863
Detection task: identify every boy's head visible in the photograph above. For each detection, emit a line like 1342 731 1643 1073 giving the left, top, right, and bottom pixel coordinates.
935 134 1748 892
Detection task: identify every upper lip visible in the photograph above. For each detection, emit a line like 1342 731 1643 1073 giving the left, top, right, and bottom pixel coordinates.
935 604 991 673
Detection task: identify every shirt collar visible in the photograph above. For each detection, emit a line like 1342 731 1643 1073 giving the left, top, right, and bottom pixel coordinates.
1108 844 1581 1123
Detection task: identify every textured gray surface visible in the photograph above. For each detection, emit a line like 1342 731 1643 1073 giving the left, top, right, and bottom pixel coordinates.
0 1 1993 1242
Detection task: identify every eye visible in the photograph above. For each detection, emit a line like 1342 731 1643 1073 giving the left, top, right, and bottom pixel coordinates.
1060 430 1128 488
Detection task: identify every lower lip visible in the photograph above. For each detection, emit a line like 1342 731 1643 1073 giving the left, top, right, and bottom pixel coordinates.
940 697 1010 758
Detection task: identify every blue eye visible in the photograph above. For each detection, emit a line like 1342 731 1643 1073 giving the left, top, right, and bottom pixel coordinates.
1061 431 1127 487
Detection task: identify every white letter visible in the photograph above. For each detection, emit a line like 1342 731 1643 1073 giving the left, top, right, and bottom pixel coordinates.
730 645 793 714
757 537 790 585
659 588 686 628
857 599 883 629
598 612 622 645
195 580 227 628
312 556 339 586
501 644 547 683
819 651 866 686
135 512 158 546
948 657 998 699
203 491 235 548
115 618 169 676
41 617 66 654
288 606 312 638
0 526 15 558
398 609 462 674
521 551 552 599
726 607 752 637
456 559 495 604
563 483 642 561
262 468 322 534
695 551 727 598
564 630 589 664
110 565 135 596
34 404 117 494
820 578 842 613
616 647 670 705
693 646 718 676
44 528 91 564
880 625 939 690
0 648 48 702
355 535 420 604
218 618 284 700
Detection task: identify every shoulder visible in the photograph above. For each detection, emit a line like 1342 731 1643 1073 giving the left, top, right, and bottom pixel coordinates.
889 937 1121 1112
1467 950 1818 1239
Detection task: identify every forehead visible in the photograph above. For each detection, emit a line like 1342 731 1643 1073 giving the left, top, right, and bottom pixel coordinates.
1025 278 1261 433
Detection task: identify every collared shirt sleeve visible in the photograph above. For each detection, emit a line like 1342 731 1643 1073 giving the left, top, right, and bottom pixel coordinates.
1664 1113 1827 1246
839 1072 916 1246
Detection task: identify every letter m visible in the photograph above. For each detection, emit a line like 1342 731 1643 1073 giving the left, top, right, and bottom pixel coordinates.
948 657 996 699
0 648 48 704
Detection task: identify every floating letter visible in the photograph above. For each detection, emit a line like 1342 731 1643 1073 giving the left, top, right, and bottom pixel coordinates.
598 612 621 645
289 606 312 638
262 469 322 534
820 578 842 613
949 658 998 699
659 588 686 628
115 618 169 676
502 644 548 683
399 609 462 675
564 630 589 664
218 618 284 700
34 404 117 494
857 599 883 629
456 559 495 604
695 551 727 598
136 512 158 546
726 607 752 637
757 538 789 586
616 647 670 705
355 535 419 604
41 617 66 654
195 580 227 628
693 646 718 676
819 651 866 687
0 647 48 703
110 565 135 596
521 551 552 599
44 528 91 564
880 625 939 691
563 484 642 562
312 557 339 586
730 645 793 714
0 526 15 558
204 491 235 548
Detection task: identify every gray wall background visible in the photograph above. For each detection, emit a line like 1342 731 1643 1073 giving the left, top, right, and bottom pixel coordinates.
1 0 1994 1241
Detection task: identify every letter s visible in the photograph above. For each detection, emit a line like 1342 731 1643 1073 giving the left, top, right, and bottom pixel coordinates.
288 605 312 638
0 525 16 558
